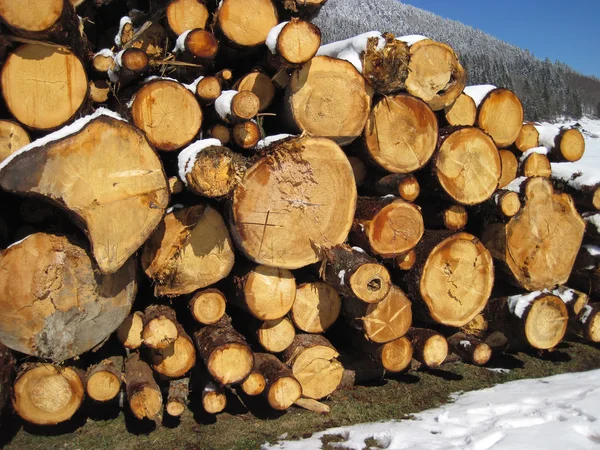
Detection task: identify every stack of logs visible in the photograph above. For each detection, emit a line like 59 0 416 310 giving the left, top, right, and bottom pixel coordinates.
0 0 598 427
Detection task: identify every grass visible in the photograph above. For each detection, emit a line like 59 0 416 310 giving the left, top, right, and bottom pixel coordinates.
2 340 599 450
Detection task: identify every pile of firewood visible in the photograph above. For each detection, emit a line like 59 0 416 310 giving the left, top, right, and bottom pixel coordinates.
0 0 599 427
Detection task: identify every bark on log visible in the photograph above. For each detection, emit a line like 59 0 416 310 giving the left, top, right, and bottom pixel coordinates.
572 303 600 343
141 204 235 297
583 213 600 244
0 343 15 414
254 353 302 410
535 124 585 162
0 120 29 164
483 293 568 350
193 315 254 385
431 127 501 205
364 174 420 202
85 356 123 402
12 363 85 425
1 44 87 130
166 0 209 36
229 136 357 269
464 85 524 148
231 264 296 321
291 282 341 333
551 172 600 211
349 196 424 259
124 353 162 420
235 72 276 112
282 334 343 400
286 56 372 146
405 328 448 369
166 377 189 417
418 203 468 231
117 311 145 350
189 289 227 325
131 79 202 151
498 150 519 188
515 122 539 152
443 92 476 126
217 0 278 48
343 285 412 344
482 177 585 291
402 231 494 327
257 318 296 353
274 0 328 20
0 233 136 361
447 332 491 366
361 94 438 173
0 114 169 274
322 244 391 304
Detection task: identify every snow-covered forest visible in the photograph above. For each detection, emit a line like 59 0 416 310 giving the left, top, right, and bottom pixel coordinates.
314 0 600 121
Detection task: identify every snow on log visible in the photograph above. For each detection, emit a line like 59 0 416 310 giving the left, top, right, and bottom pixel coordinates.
551 163 600 211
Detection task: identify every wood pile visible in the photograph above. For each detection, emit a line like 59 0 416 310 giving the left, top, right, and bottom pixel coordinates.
0 0 596 427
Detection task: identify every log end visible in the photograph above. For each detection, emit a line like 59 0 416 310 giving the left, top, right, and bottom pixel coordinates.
258 318 296 353
241 372 266 396
268 377 302 410
130 385 163 420
208 343 254 384
380 337 413 373
559 129 585 162
524 294 568 350
86 371 121 402
350 263 392 303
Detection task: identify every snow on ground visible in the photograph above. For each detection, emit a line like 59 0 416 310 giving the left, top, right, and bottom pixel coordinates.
265 369 600 450
551 116 600 183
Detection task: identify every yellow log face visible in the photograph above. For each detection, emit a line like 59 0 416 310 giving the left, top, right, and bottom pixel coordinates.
166 0 209 35
0 0 63 32
0 120 29 163
218 0 278 47
478 89 524 148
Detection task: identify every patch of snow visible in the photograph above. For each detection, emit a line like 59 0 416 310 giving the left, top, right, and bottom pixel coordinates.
317 31 384 73
115 16 132 47
584 214 600 234
352 247 366 254
184 76 204 94
507 291 541 318
215 90 238 120
204 382 218 393
459 340 472 349
265 369 600 450
173 29 192 53
519 146 548 163
396 34 428 47
256 134 293 149
585 245 600 257
143 75 179 84
266 22 289 54
463 85 497 107
551 286 575 304
580 305 594 324
0 108 125 172
381 194 396 199
5 235 32 250
485 368 511 374
337 270 346 286
94 48 114 58
177 139 222 184
503 176 527 193
535 123 561 149
166 204 184 214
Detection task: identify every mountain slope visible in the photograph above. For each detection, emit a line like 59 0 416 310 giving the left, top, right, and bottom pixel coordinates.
314 0 600 121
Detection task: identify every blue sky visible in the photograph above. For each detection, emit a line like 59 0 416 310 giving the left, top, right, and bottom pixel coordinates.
401 0 600 78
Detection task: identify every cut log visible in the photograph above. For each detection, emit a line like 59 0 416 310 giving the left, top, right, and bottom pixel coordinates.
1 44 87 130
112 48 149 84
482 177 585 291
85 356 123 402
141 204 235 297
254 353 302 410
443 92 476 126
519 149 551 178
419 203 468 231
267 19 321 66
291 282 341 333
189 289 227 325
257 318 296 353
406 328 448 369
217 0 278 48
404 38 466 111
464 85 524 148
117 311 145 350
193 316 254 385
483 293 568 350
168 176 184 195
535 124 585 162
0 233 136 361
498 150 519 188
178 140 248 198
131 79 202 151
0 112 169 274
12 363 84 425
395 250 417 271
362 94 438 173
215 90 260 123
149 330 196 378
489 190 522 219
0 343 15 414
0 120 29 163
294 397 330 414
176 29 219 60
274 0 328 20
196 76 223 105
432 127 501 205
286 56 372 146
366 174 421 203
349 196 424 258
354 335 413 373
282 334 343 400
235 72 276 112
232 121 262 150
322 244 391 303
166 378 189 417
229 136 357 269
90 80 111 104
515 122 539 152
202 381 227 414
343 285 412 344
124 353 162 420
166 0 209 36
208 124 231 144
573 304 600 343
93 49 115 73
403 231 494 327
447 332 491 366
232 264 296 321
241 359 267 396
142 305 179 350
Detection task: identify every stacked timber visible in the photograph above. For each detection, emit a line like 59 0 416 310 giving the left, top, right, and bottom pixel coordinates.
0 0 594 430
